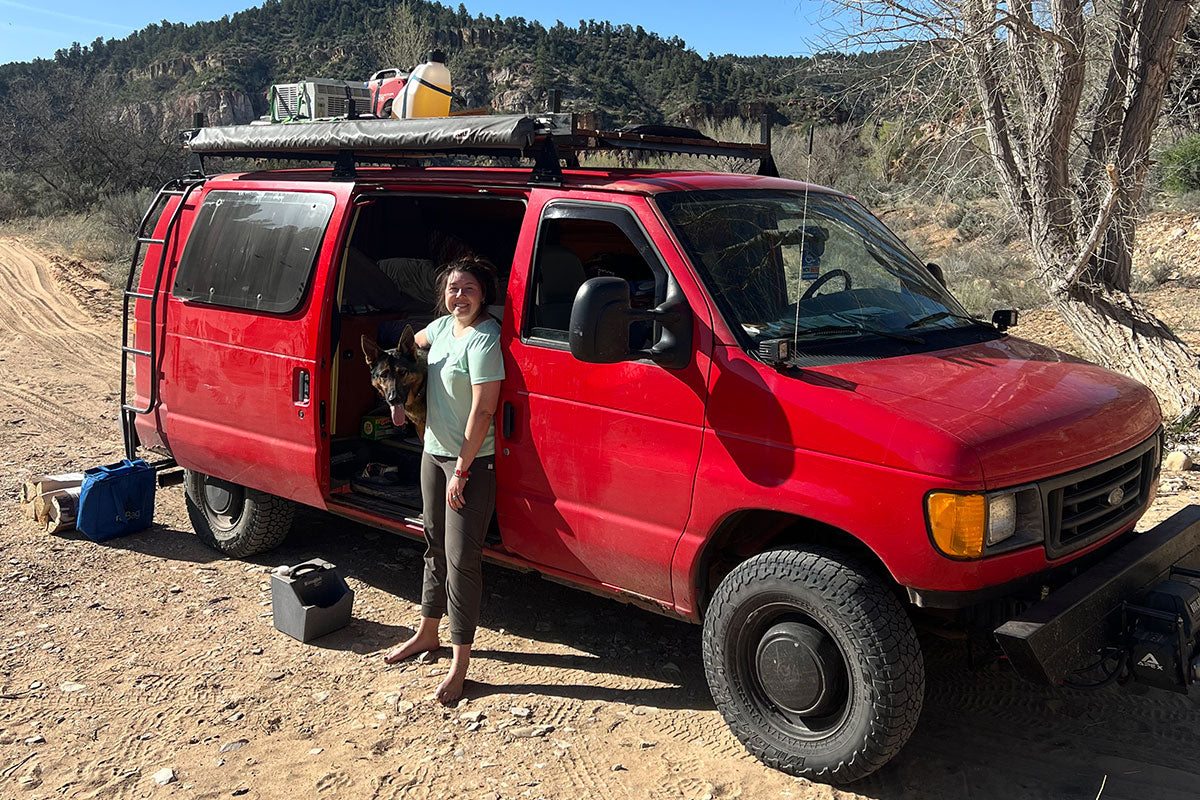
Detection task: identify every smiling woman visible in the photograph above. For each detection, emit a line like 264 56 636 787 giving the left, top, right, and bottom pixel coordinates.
381 255 505 706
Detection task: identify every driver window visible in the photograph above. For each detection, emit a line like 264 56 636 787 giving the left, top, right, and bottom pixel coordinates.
526 215 660 347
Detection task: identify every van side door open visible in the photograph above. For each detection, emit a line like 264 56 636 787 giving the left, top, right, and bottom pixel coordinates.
162 185 348 507
495 193 713 604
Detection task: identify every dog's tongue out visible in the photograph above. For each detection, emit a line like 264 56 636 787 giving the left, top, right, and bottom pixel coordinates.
390 405 407 427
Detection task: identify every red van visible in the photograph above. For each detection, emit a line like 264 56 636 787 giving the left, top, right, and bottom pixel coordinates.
121 115 1185 783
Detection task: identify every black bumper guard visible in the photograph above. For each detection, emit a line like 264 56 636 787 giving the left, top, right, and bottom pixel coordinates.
995 505 1200 684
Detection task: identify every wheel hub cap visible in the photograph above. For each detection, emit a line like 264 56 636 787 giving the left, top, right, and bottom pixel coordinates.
755 621 845 716
203 477 240 515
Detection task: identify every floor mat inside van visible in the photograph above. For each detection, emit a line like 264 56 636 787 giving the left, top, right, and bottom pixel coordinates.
350 478 423 508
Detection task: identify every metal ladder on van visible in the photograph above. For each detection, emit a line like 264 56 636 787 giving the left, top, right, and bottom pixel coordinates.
119 177 206 464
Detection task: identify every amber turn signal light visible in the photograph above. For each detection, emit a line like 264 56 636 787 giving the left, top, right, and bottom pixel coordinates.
926 492 986 559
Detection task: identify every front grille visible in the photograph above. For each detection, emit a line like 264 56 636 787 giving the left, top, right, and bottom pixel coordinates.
1042 432 1161 559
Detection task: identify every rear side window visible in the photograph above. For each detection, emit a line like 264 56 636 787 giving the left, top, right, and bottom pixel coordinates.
173 190 335 313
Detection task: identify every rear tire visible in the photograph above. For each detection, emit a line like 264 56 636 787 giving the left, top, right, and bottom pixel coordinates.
702 547 924 784
184 470 293 557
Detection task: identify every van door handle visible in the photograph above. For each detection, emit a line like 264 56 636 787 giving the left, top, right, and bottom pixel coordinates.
294 368 310 404
502 402 514 439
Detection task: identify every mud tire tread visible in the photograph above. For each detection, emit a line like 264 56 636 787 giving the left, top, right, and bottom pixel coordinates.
184 470 294 558
701 546 924 784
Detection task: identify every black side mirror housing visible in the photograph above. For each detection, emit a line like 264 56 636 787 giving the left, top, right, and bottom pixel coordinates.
568 277 631 364
569 276 693 369
992 309 1018 331
926 262 947 288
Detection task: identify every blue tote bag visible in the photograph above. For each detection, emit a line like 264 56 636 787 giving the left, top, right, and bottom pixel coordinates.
77 459 156 542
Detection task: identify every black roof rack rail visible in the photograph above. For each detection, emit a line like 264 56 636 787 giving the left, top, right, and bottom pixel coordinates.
180 111 777 183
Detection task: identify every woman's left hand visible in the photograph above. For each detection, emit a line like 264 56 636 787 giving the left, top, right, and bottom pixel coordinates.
447 475 468 511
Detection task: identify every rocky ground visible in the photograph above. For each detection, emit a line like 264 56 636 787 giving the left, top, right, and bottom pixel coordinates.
3 235 1200 800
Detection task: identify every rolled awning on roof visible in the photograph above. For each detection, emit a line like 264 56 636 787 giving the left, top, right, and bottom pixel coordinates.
184 114 544 156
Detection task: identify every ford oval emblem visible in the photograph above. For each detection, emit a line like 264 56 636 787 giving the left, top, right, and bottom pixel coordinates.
1106 486 1125 507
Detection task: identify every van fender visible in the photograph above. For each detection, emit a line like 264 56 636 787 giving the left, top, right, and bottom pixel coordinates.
672 507 902 620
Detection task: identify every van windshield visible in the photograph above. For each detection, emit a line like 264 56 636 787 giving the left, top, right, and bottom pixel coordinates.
656 189 991 356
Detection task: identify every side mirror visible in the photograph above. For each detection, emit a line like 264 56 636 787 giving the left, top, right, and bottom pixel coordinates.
926 262 947 288
992 309 1018 331
569 277 693 369
568 277 632 364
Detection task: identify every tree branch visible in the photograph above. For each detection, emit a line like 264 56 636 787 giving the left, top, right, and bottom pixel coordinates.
1051 163 1123 296
1083 0 1139 190
996 11 1080 56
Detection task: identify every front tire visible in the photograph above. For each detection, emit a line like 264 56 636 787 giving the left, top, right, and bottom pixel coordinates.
184 470 294 557
702 547 924 784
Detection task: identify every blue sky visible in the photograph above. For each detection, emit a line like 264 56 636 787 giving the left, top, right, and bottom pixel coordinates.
0 1 837 66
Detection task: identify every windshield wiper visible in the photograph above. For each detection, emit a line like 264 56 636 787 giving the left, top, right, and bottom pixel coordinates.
795 324 925 344
904 311 980 330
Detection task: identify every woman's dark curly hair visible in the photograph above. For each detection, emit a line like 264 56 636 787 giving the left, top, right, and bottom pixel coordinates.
434 256 500 318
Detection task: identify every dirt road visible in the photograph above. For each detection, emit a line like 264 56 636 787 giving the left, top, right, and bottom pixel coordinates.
3 236 1200 800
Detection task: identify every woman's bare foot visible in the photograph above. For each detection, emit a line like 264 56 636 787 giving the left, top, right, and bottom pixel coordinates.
383 617 441 664
433 644 471 705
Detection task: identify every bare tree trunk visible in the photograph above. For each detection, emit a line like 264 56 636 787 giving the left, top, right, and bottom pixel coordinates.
1054 283 1200 418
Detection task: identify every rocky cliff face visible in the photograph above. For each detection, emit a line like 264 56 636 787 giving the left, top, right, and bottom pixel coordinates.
179 90 260 126
118 90 260 136
133 53 256 83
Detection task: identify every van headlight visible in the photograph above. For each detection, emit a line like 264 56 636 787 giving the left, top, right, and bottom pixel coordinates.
987 493 1017 545
926 487 1043 560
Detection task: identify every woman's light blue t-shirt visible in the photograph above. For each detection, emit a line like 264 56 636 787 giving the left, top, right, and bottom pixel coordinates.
423 314 505 458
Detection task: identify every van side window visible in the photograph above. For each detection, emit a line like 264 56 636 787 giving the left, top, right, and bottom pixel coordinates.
173 190 335 313
526 213 661 345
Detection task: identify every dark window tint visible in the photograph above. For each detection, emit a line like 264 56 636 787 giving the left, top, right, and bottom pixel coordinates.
173 190 335 313
528 216 659 344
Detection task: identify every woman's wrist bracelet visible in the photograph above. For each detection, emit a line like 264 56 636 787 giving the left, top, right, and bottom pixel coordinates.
453 468 470 479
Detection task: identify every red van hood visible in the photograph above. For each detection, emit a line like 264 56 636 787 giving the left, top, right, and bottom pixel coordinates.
817 336 1161 486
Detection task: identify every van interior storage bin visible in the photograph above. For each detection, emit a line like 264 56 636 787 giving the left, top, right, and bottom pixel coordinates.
77 459 156 542
271 559 355 642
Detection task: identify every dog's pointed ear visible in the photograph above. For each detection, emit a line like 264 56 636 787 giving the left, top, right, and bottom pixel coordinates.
361 335 381 366
398 325 416 355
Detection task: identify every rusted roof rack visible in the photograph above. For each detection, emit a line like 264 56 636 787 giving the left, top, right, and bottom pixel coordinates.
180 112 778 182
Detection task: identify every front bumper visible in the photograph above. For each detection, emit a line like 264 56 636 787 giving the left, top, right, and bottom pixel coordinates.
994 505 1200 684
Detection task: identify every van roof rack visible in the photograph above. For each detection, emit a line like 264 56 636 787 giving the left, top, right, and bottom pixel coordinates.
180 112 778 182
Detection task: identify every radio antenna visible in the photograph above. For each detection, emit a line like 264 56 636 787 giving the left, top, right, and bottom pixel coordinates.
793 123 815 350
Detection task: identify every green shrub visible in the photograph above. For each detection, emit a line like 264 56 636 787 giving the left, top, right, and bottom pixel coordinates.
0 172 38 221
955 206 994 241
1161 134 1200 192
95 188 158 242
942 204 965 229
1132 257 1176 291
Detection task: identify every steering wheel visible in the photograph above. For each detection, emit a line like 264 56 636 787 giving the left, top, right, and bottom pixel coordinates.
800 269 852 301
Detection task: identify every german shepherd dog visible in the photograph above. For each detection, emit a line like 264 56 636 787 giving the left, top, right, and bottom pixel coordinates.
361 325 428 440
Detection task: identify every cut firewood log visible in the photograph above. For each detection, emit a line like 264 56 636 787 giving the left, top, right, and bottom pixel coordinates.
35 486 81 524
48 490 79 533
35 472 85 496
23 499 38 522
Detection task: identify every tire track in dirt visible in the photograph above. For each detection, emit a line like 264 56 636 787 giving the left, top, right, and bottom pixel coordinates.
0 238 121 438
0 238 114 358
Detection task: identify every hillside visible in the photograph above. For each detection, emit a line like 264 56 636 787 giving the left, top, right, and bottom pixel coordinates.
0 0 897 128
